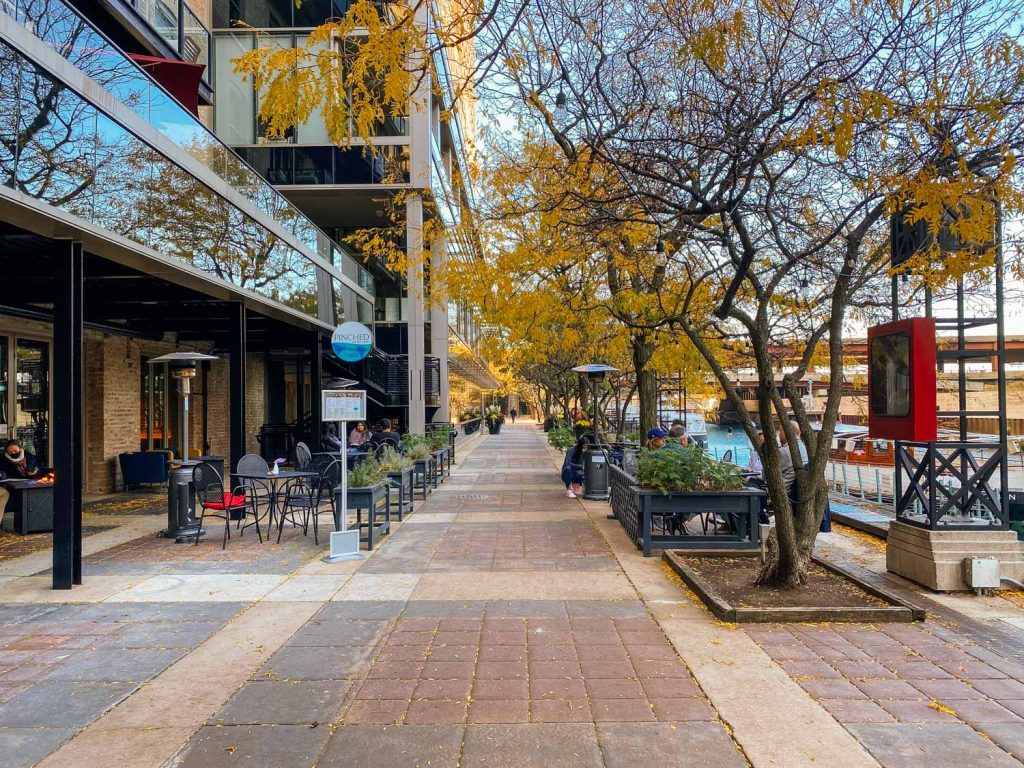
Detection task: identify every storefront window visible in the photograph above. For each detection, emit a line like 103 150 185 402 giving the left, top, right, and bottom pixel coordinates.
15 339 49 463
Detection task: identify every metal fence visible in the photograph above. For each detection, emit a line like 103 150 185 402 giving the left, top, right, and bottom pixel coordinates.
609 463 641 547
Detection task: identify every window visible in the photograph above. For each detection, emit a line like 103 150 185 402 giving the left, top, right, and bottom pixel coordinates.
214 33 254 144
870 333 911 417
15 339 49 463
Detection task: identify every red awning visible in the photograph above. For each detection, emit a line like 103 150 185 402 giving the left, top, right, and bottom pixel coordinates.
127 54 205 117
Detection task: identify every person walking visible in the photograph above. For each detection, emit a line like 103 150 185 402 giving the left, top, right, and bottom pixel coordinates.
509 408 517 423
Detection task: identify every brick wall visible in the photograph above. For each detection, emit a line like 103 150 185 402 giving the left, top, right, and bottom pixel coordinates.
0 312 271 494
245 354 266 455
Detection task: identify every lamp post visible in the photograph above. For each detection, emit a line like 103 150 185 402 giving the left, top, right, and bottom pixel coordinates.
148 351 219 542
572 364 617 500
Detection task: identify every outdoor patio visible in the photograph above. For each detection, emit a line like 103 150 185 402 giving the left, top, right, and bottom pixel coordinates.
1 423 1024 767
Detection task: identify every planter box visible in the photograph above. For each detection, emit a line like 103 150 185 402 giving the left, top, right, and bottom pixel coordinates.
336 481 390 550
432 448 450 481
631 486 766 557
387 466 414 520
487 423 502 435
462 418 481 435
412 458 434 499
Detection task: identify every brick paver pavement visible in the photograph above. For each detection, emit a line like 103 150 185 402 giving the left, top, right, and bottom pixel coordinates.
172 425 749 767
745 600 1024 765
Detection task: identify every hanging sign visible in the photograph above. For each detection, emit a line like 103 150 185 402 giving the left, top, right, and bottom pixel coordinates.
331 321 373 362
322 389 366 422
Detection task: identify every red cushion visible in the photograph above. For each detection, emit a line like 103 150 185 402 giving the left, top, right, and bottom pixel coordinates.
204 493 247 510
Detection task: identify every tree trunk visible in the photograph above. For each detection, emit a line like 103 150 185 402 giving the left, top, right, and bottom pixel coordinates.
618 383 637 437
631 332 657 438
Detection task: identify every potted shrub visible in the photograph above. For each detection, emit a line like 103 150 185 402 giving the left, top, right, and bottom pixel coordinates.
628 445 765 556
377 446 414 520
485 406 504 434
341 456 390 548
547 424 576 451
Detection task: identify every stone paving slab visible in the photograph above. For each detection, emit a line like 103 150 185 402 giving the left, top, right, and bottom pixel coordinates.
0 727 77 768
105 573 287 602
318 724 465 767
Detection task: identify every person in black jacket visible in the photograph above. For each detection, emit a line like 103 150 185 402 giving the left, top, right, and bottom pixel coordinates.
1 439 39 480
561 436 587 498
367 419 401 452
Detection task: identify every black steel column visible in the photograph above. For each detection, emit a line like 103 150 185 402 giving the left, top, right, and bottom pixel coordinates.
297 356 305 426
201 360 210 455
229 303 247 472
310 332 322 452
53 241 83 589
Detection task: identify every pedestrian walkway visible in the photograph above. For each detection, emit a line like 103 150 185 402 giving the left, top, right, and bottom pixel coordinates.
5 423 1024 767
170 424 748 767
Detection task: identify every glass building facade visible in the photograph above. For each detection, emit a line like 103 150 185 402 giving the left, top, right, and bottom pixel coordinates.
1 0 374 325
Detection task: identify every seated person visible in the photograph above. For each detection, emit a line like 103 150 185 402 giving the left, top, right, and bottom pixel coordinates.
322 423 345 452
745 424 764 476
1 439 39 479
646 427 668 450
666 424 695 447
347 421 369 448
367 419 401 451
561 436 587 498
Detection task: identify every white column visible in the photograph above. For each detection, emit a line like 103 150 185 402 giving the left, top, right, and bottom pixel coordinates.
431 235 450 422
406 193 426 434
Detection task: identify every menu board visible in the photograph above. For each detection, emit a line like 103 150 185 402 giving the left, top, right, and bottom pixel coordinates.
322 390 366 423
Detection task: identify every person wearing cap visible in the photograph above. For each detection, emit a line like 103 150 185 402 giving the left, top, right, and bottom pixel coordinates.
646 427 668 450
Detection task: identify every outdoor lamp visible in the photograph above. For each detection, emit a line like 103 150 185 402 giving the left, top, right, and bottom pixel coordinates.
572 363 618 383
148 351 219 462
554 90 568 122
655 239 667 267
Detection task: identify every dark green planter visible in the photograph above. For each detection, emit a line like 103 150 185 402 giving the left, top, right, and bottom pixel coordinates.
387 466 414 520
335 481 390 550
630 486 765 557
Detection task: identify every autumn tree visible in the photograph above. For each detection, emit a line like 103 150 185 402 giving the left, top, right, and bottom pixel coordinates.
474 0 1024 585
231 0 1024 586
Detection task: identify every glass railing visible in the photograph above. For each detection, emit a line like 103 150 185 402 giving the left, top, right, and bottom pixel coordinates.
135 0 177 49
182 3 209 71
1 38 320 317
5 0 374 298
131 0 210 79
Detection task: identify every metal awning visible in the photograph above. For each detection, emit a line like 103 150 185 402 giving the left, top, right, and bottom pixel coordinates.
448 343 500 390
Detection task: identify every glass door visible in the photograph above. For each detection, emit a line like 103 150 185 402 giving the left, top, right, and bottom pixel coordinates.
15 339 49 463
0 336 8 442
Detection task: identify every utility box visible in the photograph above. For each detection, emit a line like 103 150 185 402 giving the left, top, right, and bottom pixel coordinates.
963 557 1001 590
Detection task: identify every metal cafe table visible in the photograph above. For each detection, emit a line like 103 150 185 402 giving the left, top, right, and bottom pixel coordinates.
231 470 319 533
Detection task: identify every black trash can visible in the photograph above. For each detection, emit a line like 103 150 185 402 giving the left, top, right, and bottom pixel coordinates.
582 444 609 501
166 460 199 541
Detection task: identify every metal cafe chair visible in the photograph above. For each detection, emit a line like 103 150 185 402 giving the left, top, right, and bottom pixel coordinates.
278 453 335 544
192 461 261 549
235 453 272 527
294 441 313 471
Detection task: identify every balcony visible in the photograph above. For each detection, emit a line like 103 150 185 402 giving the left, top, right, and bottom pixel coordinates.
92 0 213 103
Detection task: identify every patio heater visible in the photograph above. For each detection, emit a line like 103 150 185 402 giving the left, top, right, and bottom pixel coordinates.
148 351 219 542
572 364 617 500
